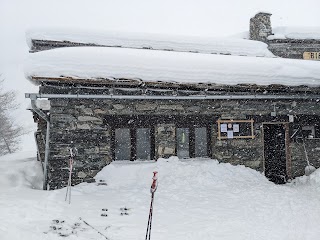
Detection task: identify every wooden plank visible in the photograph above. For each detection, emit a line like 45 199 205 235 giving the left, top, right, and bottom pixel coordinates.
31 76 320 93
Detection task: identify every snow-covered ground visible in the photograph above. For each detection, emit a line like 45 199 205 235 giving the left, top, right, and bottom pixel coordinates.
1 152 320 240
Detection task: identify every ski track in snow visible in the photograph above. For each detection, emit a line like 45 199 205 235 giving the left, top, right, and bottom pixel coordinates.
1 154 320 240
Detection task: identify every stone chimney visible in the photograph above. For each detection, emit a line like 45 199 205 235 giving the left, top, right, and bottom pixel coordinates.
249 12 272 42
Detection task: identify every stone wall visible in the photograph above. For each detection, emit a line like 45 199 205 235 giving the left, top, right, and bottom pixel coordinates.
291 139 320 176
249 12 272 42
47 99 112 189
156 124 176 158
268 39 320 59
36 96 320 189
212 122 264 171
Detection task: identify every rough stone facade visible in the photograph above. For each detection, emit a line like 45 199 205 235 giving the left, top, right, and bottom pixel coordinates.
34 91 320 189
156 124 176 158
268 39 320 59
249 12 272 42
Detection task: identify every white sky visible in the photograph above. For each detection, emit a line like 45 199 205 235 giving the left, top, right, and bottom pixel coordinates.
0 0 319 151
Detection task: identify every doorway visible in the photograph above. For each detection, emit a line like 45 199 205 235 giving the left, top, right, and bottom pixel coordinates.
136 128 151 160
194 127 208 157
263 123 289 184
115 128 131 160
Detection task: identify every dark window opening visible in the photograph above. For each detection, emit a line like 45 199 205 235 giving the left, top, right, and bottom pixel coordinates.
108 115 214 161
136 128 151 160
177 128 190 159
115 128 131 160
195 127 208 157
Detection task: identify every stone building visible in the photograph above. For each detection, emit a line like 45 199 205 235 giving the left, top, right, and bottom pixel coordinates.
26 22 320 190
250 12 320 59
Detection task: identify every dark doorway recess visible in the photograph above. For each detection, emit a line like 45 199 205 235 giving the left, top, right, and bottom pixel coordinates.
263 123 289 184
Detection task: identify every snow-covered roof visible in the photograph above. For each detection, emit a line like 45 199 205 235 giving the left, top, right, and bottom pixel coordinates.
26 29 274 57
268 27 320 40
25 46 320 87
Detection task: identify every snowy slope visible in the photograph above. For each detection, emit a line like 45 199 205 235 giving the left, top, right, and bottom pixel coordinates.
25 46 320 87
1 153 320 240
26 29 274 57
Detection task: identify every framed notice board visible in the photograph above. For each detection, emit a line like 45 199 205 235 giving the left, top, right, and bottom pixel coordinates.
217 119 254 140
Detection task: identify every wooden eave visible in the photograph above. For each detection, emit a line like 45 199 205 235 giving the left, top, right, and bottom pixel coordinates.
30 76 320 94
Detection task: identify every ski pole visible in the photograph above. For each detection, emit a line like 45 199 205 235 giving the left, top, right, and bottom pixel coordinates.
145 193 154 240
65 147 77 204
80 217 108 239
65 157 73 203
145 171 158 240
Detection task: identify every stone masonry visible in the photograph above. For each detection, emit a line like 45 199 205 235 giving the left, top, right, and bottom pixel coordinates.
249 12 272 42
34 95 320 189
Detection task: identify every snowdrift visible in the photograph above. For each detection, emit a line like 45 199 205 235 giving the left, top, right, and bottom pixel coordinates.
1 154 320 240
0 151 42 189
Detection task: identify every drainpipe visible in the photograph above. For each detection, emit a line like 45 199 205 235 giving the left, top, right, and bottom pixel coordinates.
30 97 50 190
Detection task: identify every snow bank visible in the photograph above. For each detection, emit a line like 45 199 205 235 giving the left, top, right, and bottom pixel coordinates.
269 27 320 40
290 167 320 188
25 46 320 87
26 29 273 57
0 151 42 189
1 155 320 240
95 157 270 190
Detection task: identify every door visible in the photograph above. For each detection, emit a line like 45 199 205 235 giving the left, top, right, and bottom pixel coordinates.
115 128 131 160
194 127 208 157
177 128 190 158
263 124 287 184
136 128 151 160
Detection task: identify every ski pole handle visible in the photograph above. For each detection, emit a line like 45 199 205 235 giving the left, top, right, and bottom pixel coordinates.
69 147 77 158
150 171 158 193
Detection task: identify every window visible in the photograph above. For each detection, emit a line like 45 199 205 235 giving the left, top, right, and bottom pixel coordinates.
136 128 151 160
115 128 131 160
176 128 190 159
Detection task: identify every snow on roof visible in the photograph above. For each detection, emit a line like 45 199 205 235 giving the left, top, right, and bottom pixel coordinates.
25 46 320 87
27 100 50 111
268 27 320 40
26 29 274 57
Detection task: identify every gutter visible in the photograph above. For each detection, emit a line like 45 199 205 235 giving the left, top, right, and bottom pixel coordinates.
29 96 50 190
25 93 320 100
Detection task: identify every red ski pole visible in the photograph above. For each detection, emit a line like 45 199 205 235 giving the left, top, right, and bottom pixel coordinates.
145 171 158 240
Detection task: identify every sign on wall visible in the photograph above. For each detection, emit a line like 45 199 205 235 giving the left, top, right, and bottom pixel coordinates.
217 119 254 140
303 52 320 60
